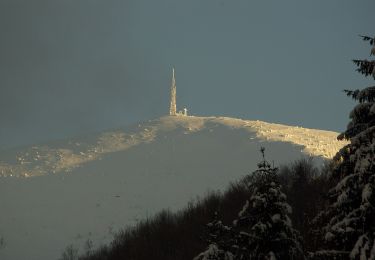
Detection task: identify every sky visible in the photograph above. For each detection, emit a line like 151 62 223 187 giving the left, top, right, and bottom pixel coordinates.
0 0 374 150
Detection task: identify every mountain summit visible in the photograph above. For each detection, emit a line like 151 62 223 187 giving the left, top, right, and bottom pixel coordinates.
0 116 347 260
0 116 346 178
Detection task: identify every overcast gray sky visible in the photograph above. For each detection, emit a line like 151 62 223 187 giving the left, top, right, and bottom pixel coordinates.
0 0 374 149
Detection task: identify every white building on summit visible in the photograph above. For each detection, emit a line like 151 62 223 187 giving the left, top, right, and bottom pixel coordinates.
169 68 188 116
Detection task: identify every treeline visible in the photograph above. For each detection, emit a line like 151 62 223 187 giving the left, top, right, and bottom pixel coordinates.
66 157 331 260
61 35 375 260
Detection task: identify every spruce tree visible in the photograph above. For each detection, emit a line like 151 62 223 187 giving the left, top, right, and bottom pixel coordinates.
193 212 234 260
311 35 375 259
232 148 303 260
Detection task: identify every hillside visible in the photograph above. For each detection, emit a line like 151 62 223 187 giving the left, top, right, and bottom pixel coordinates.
0 116 347 260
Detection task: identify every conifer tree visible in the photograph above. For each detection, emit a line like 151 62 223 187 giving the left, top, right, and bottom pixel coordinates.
193 212 234 260
232 148 304 260
311 35 375 259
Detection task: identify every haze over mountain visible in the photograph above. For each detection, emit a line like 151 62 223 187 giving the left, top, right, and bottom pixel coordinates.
0 116 347 260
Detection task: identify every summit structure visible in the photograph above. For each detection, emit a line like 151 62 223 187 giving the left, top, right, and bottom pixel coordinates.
169 68 177 116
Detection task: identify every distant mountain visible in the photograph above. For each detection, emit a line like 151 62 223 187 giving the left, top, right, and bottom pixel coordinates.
0 116 347 260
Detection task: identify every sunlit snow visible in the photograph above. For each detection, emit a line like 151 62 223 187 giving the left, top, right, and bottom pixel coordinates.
0 116 348 260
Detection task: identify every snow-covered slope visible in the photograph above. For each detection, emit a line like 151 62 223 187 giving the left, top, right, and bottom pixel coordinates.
0 116 347 260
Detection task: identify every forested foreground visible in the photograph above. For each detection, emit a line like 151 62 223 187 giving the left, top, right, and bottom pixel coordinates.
61 35 375 260
61 157 330 260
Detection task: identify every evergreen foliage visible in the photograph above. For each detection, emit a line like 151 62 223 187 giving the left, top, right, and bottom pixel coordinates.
193 212 234 260
232 148 304 260
60 34 375 260
72 157 328 260
352 35 375 79
194 148 304 260
311 35 375 259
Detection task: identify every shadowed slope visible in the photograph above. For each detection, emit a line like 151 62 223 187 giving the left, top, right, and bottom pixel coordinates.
0 116 346 260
